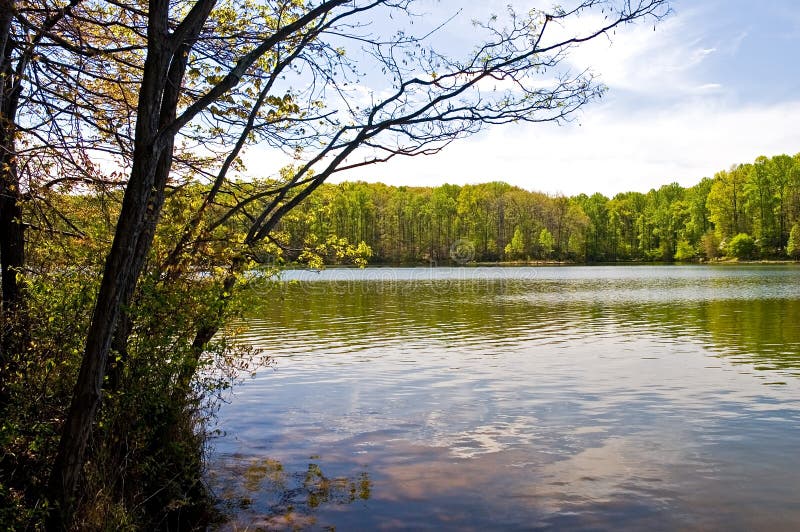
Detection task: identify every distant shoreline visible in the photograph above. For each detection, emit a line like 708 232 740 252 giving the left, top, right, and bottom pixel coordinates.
288 259 800 269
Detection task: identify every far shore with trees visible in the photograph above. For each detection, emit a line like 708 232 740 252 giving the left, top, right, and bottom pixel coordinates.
273 152 800 265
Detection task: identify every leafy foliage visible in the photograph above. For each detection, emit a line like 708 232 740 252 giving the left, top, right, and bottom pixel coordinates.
787 223 800 259
504 227 526 260
538 228 555 258
727 233 757 260
674 239 697 262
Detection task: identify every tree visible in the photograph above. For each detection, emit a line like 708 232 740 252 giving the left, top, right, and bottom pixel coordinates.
673 239 696 261
684 177 714 244
768 154 794 249
701 230 720 260
504 226 525 259
746 156 778 253
575 192 610 260
727 233 756 260
538 227 555 259
264 151 800 265
788 223 800 259
707 166 749 240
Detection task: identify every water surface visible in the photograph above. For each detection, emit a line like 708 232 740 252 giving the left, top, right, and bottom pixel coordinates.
209 265 800 530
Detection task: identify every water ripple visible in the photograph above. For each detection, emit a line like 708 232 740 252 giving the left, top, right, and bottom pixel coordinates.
212 265 800 530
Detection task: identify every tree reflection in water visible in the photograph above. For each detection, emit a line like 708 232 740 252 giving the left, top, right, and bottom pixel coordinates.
213 456 370 529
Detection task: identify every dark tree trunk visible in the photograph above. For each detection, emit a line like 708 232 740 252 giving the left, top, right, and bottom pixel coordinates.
0 187 23 311
0 0 25 379
0 152 24 411
46 140 173 531
0 160 24 382
45 0 324 518
106 188 165 392
1 0 21 308
46 1 199 523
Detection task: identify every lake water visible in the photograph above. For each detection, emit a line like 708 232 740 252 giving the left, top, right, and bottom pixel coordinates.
209 265 800 530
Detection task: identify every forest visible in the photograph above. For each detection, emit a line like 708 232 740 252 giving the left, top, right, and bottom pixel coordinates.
277 152 800 263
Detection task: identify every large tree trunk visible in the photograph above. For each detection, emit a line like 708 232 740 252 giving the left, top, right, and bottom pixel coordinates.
0 0 25 387
1 0 21 310
0 154 23 314
0 146 24 412
0 187 23 309
47 27 176 532
0 157 24 384
106 193 165 392
45 0 215 522
46 143 173 531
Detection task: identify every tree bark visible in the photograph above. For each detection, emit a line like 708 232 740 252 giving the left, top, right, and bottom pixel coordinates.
46 141 172 531
0 156 24 389
1 0 21 309
46 1 188 523
0 0 25 382
106 186 165 392
0 180 23 311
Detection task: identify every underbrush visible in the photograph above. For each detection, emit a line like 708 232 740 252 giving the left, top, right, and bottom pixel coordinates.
0 270 267 530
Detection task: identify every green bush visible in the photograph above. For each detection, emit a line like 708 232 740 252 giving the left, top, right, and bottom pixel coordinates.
674 239 697 261
727 233 757 259
788 223 800 259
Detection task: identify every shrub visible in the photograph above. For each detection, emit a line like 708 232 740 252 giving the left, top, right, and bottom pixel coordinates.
727 233 756 259
674 239 697 261
788 223 800 259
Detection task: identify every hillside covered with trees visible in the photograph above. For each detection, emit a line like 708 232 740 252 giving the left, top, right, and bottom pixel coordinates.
277 153 800 263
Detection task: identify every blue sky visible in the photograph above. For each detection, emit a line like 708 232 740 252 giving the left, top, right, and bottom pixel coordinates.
248 0 800 196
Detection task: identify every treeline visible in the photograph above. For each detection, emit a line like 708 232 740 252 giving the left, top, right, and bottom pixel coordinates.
277 153 800 263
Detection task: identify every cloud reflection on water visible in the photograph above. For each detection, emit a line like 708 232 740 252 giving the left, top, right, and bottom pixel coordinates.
212 265 800 530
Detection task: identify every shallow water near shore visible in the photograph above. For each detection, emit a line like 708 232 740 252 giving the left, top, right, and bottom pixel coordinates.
208 265 800 530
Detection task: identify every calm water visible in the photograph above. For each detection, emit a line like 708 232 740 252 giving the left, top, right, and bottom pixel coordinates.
209 265 800 530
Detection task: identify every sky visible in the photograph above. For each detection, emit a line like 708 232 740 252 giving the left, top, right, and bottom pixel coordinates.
246 0 800 197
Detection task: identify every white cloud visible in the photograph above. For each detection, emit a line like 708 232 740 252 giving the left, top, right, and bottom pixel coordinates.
336 99 800 196
562 8 719 98
695 83 723 92
327 3 800 196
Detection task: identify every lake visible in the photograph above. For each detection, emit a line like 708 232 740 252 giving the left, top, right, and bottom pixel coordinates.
208 265 800 530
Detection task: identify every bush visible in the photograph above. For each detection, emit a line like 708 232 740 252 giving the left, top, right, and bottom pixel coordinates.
788 223 800 259
674 239 697 261
0 270 213 530
727 233 757 259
